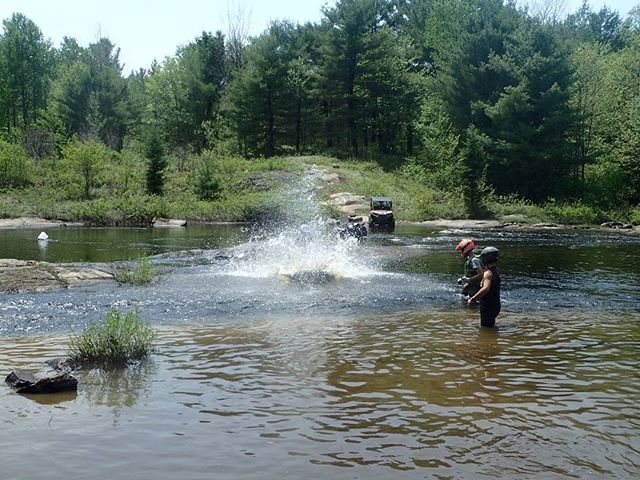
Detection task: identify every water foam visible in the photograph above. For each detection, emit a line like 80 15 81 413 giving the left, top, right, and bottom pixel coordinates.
214 168 379 282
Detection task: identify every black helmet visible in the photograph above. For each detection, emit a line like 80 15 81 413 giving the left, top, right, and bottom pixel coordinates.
480 246 499 264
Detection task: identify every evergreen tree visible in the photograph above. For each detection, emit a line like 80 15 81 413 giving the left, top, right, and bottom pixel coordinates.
145 130 166 195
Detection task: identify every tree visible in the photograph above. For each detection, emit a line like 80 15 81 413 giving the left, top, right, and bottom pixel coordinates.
86 38 128 149
0 13 52 130
145 57 191 149
426 0 572 202
225 21 302 157
0 139 30 188
179 31 227 149
61 139 109 199
145 130 166 195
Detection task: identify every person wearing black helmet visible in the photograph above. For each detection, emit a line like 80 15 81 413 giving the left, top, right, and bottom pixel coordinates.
467 246 501 327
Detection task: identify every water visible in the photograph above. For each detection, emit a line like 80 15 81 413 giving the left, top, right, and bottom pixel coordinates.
1 171 639 478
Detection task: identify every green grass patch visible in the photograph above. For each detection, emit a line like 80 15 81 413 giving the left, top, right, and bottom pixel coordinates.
68 308 157 367
113 257 158 285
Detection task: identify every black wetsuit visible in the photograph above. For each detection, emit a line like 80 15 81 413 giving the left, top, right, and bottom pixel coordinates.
479 265 501 327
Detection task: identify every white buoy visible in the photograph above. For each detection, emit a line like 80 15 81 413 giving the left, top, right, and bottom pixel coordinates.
37 231 48 241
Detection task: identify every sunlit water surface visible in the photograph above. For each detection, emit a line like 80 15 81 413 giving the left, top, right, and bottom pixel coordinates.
1 171 639 478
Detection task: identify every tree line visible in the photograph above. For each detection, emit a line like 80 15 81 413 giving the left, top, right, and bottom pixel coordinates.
0 0 638 212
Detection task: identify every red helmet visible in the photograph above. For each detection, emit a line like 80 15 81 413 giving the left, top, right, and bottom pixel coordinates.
455 238 476 257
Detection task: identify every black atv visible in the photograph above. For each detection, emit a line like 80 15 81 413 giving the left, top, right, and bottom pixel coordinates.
368 196 395 232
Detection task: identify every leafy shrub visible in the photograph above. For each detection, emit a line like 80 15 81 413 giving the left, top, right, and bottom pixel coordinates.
542 202 601 224
68 308 157 367
195 164 222 200
113 257 158 285
60 139 111 199
629 207 640 225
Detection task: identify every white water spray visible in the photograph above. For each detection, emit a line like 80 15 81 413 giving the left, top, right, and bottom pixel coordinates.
217 168 379 282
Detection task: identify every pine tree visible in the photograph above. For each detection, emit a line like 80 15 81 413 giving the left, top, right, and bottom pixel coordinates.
145 131 166 196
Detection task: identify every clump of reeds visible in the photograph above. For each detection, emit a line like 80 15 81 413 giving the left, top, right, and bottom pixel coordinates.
113 257 158 285
68 308 157 367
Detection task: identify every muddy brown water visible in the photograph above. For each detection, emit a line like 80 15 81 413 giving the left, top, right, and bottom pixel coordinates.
1 222 640 479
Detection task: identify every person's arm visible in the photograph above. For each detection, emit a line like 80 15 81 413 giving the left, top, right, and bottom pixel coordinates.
467 257 483 285
468 270 492 305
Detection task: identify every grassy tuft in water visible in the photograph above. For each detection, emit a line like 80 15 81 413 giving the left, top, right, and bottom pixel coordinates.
68 308 157 367
113 257 158 285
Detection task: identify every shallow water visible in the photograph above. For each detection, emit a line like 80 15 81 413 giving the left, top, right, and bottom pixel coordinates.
1 171 640 478
1 310 639 479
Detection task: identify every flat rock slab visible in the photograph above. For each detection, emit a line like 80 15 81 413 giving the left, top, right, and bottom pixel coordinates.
419 219 504 229
152 218 187 227
6 369 78 394
0 217 82 229
325 192 369 217
0 259 113 294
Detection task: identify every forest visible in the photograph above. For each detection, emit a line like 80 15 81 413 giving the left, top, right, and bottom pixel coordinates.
0 0 639 224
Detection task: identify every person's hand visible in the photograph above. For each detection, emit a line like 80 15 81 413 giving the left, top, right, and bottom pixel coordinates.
467 297 476 306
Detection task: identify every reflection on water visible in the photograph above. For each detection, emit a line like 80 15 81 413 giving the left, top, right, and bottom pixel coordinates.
1 311 639 479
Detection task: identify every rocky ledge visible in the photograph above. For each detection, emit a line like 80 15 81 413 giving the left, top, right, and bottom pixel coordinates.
0 259 114 294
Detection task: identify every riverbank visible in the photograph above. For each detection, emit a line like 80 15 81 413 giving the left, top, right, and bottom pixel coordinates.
1 155 637 229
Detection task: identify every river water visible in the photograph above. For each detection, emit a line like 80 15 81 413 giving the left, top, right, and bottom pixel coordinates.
1 175 639 478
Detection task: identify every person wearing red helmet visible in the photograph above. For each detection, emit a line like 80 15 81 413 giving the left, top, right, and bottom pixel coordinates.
455 238 482 297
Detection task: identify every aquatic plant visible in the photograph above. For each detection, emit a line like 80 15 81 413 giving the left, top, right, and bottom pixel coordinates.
113 257 158 285
68 308 157 367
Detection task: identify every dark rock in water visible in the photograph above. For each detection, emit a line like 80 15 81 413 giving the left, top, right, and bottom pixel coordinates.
6 369 78 394
285 270 335 285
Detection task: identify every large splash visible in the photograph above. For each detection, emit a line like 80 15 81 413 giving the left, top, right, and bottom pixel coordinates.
217 168 378 282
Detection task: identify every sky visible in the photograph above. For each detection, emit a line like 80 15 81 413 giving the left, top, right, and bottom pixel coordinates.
0 0 637 75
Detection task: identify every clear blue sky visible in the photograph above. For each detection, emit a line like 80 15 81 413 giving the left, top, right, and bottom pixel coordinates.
0 0 637 75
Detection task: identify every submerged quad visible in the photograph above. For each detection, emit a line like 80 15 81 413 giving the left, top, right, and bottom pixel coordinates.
368 196 395 232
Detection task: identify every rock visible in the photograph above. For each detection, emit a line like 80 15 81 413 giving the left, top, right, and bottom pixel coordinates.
152 218 187 227
6 369 78 394
45 358 78 372
53 266 113 285
0 259 114 294
532 222 560 228
600 221 634 229
0 217 82 229
324 192 369 217
318 172 341 184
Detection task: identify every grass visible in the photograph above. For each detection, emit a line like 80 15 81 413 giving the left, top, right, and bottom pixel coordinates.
113 257 158 285
67 308 157 367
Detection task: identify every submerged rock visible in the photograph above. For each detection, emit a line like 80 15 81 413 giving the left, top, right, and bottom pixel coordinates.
5 369 78 394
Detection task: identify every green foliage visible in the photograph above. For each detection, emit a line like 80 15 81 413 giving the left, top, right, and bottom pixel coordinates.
0 2 639 220
113 257 158 285
0 140 30 188
68 308 157 367
60 138 111 199
0 13 52 130
542 201 601 225
629 207 640 225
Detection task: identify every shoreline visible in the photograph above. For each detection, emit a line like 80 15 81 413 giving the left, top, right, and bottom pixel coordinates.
1 215 638 235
